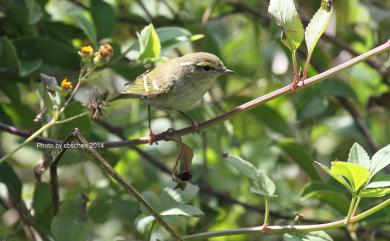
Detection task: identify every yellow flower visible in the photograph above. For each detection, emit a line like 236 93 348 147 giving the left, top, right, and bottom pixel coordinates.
60 78 73 90
80 45 94 56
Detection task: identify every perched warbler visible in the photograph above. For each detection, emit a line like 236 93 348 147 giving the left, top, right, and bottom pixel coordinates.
118 52 234 142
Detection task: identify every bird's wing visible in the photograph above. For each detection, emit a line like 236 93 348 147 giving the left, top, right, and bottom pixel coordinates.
121 68 173 98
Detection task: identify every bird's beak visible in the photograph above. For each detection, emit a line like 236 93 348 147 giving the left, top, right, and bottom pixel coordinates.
222 68 235 74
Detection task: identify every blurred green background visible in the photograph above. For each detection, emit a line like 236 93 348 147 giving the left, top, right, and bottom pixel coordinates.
0 0 389 240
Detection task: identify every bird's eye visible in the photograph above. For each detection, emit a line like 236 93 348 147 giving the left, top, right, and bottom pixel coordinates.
202 66 212 71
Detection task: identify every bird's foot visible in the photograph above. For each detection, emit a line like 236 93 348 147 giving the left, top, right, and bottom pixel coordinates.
190 120 200 134
290 80 299 90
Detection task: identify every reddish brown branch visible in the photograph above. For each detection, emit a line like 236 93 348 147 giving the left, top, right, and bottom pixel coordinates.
0 39 389 148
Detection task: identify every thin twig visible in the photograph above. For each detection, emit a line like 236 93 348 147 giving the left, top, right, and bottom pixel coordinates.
70 129 183 241
135 0 153 21
49 133 76 215
183 198 390 240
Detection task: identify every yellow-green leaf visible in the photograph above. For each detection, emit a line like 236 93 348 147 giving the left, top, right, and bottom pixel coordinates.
138 23 161 61
359 188 390 198
304 1 333 63
331 162 370 193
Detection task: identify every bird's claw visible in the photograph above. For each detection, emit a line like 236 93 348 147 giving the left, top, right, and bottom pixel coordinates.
191 121 200 134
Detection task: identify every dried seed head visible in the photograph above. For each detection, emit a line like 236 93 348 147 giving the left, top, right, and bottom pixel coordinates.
99 43 113 57
85 88 109 120
93 43 113 67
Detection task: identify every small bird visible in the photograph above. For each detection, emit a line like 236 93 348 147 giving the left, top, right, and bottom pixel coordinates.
119 52 234 143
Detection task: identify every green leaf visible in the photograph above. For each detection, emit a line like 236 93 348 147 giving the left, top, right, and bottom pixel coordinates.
366 181 390 189
32 183 52 215
254 169 276 197
0 78 21 103
190 34 204 41
68 11 97 46
284 231 333 241
0 162 22 200
140 191 162 214
359 188 390 198
156 27 203 51
91 0 115 38
348 143 370 170
297 89 328 120
256 105 293 136
317 79 358 100
40 73 61 108
51 197 93 241
138 23 161 61
20 59 42 77
161 204 204 218
161 183 199 204
13 37 79 72
268 0 304 52
24 0 43 24
301 182 349 214
331 162 370 193
278 140 320 180
304 1 333 62
224 154 258 180
135 215 155 233
0 37 21 74
370 145 390 177
315 162 352 192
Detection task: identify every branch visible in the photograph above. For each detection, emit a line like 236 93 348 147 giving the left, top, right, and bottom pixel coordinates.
134 0 153 21
70 129 183 241
183 198 390 240
0 39 389 148
103 39 390 147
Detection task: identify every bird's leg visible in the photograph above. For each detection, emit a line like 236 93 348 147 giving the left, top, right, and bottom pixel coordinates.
178 111 200 134
147 105 156 145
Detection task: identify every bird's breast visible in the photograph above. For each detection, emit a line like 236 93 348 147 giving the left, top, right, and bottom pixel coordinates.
142 75 217 111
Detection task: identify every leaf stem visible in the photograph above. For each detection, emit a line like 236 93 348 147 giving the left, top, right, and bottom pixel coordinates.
147 220 157 241
183 198 390 240
345 195 357 224
292 51 299 84
351 197 361 217
263 197 269 227
55 112 88 125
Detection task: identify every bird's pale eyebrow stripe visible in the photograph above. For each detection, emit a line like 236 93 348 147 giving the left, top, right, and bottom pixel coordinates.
179 61 192 66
